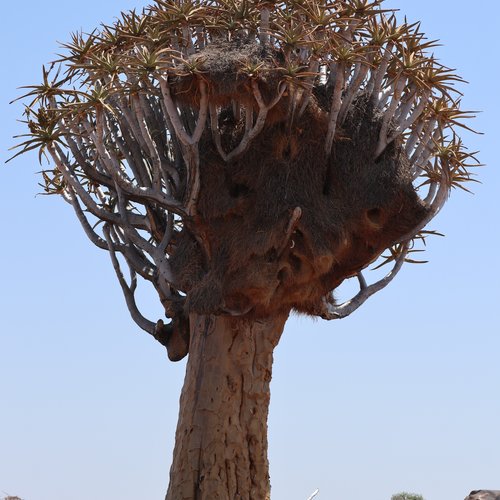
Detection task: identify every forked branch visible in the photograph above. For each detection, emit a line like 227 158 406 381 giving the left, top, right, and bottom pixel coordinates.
320 243 410 320
103 224 157 335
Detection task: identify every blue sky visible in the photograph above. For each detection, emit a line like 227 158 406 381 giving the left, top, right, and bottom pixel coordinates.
1 1 499 500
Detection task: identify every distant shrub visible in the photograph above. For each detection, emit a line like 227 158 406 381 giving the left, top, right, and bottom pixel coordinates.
392 493 425 500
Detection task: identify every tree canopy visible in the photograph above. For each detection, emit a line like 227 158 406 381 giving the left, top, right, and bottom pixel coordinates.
11 0 479 356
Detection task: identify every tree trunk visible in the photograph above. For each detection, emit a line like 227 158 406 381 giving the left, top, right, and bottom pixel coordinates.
165 312 288 500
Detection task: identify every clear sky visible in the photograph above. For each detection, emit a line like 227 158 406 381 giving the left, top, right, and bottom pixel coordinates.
1 1 499 500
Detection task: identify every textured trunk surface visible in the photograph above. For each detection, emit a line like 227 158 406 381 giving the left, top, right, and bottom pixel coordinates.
165 313 288 500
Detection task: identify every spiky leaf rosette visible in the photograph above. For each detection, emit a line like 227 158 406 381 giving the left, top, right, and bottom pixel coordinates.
11 0 479 357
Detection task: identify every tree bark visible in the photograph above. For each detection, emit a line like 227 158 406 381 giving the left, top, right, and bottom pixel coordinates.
165 312 288 500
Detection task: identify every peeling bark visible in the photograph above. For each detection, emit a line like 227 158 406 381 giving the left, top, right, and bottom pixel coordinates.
166 313 288 500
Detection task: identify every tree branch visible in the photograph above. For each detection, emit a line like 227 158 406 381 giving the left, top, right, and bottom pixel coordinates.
319 243 410 320
103 224 157 335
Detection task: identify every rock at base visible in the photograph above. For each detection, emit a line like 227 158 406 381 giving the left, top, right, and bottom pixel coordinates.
465 491 500 500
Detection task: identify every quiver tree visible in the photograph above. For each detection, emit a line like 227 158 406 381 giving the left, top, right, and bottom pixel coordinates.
11 0 479 498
